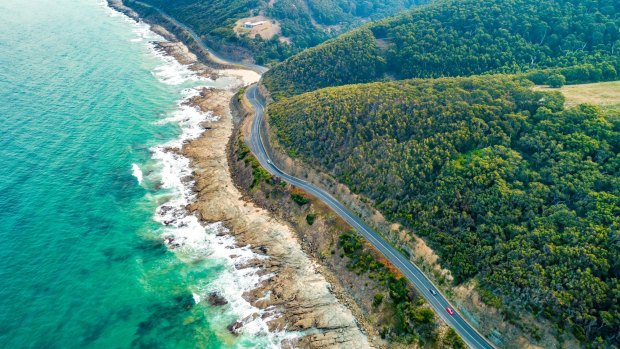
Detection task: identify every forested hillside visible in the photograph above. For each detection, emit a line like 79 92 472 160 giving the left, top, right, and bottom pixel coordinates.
263 0 620 97
261 28 385 96
268 75 620 345
131 0 427 63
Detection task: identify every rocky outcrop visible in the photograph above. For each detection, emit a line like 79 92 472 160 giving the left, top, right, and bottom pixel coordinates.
207 292 228 306
183 89 371 348
107 1 371 346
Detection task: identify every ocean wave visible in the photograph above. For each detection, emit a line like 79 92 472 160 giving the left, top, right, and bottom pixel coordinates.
147 45 211 86
102 2 296 345
148 94 292 345
131 163 143 185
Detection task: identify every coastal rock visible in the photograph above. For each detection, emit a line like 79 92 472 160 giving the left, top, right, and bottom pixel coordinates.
183 89 372 348
207 292 228 306
228 320 244 335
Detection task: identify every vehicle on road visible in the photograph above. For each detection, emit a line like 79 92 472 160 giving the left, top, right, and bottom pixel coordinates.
430 289 437 296
246 85 495 349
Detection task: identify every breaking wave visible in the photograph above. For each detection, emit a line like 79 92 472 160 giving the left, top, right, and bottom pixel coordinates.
104 2 299 346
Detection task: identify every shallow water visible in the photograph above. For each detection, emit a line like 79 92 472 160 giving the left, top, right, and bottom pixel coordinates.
0 1 279 347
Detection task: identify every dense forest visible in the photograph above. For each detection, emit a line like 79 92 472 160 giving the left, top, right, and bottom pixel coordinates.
262 28 385 98
267 75 620 345
133 0 427 63
263 0 620 97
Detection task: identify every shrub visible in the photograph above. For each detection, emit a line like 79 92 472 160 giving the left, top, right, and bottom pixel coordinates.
548 73 566 88
245 156 272 188
291 189 310 205
373 293 384 306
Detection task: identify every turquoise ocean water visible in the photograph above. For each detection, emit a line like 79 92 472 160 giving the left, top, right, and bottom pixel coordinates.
0 1 282 348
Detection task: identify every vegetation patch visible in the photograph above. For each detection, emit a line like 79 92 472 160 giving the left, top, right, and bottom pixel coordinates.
263 28 386 98
338 231 460 346
237 139 272 188
525 62 618 87
264 0 620 97
305 213 316 225
290 188 310 205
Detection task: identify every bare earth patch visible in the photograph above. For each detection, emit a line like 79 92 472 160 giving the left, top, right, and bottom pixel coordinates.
235 16 282 40
278 36 292 44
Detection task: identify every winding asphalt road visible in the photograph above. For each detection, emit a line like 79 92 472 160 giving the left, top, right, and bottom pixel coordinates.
129 3 496 345
245 85 497 349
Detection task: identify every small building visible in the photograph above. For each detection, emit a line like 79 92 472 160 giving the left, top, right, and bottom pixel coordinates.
243 21 266 29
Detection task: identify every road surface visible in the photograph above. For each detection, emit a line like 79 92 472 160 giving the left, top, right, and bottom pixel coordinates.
245 85 497 349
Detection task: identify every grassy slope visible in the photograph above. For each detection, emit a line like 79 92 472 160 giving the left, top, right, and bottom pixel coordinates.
536 81 620 111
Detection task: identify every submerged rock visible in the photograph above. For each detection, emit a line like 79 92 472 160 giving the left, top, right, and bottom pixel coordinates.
207 292 228 306
227 320 243 335
175 293 195 311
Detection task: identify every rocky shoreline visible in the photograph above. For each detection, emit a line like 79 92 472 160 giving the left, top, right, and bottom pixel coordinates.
107 1 371 347
183 88 370 348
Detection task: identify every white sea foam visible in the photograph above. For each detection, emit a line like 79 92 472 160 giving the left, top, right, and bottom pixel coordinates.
130 25 151 42
99 0 120 17
145 40 213 86
131 163 143 185
150 51 206 85
149 98 293 345
103 2 298 346
138 26 214 86
156 90 219 145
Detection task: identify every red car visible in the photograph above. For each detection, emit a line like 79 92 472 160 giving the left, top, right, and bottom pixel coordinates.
446 306 455 316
